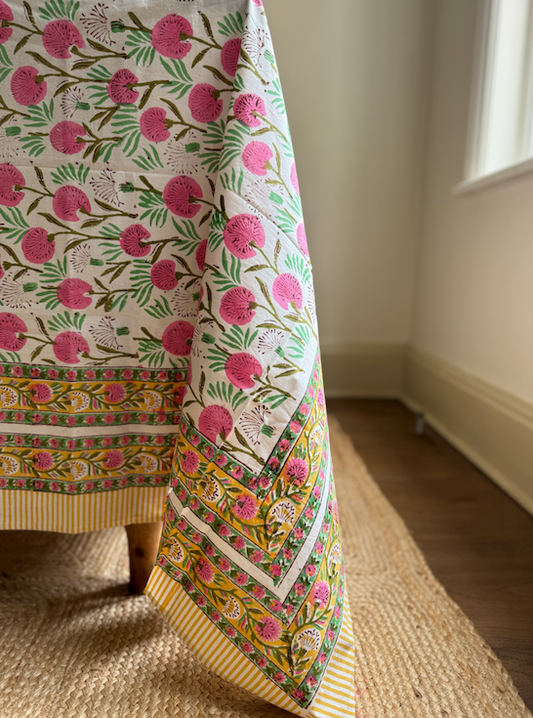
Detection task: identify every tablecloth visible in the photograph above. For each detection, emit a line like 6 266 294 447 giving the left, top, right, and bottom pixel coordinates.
0 0 355 714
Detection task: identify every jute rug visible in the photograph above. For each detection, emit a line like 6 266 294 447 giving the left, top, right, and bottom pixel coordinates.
0 417 530 718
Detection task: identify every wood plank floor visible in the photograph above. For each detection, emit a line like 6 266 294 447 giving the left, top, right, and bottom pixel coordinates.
328 398 533 711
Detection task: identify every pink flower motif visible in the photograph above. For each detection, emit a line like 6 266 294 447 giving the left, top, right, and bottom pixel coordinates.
10 66 47 106
315 541 324 555
21 227 55 264
31 383 53 403
296 223 309 256
151 14 192 59
272 273 303 310
317 651 326 664
234 536 246 550
252 0 263 6
57 278 92 309
312 581 330 606
140 107 171 143
163 175 203 218
283 548 293 560
317 387 325 407
49 415 58 425
211 610 221 622
102 437 113 447
305 564 317 577
334 605 341 619
116 223 150 257
188 83 223 123
197 595 206 607
223 214 265 259
305 507 314 520
218 556 230 570
181 449 199 475
225 352 262 389
0 2 13 44
52 332 90 364
250 550 264 564
278 439 290 452
268 457 279 471
104 450 124 469
85 481 94 492
205 512 215 523
0 313 27 351
30 367 40 377
269 564 281 577
232 493 258 520
307 675 317 687
119 477 128 487
257 656 267 668
232 465 244 480
226 626 236 638
326 629 335 642
32 413 43 423
257 616 281 643
33 451 53 471
52 185 91 222
205 544 215 557
196 558 214 583
290 163 300 195
50 121 86 154
162 320 194 356
273 671 285 684
42 20 85 58
290 421 301 434
0 436 6 445
242 642 253 653
252 585 265 599
219 286 256 326
242 142 272 176
195 238 207 272
107 68 139 104
103 369 114 380
221 38 241 77
122 368 133 380
233 93 266 127
235 572 248 586
48 369 59 379
199 405 233 443
313 485 321 499
215 453 228 467
151 259 178 290
105 383 126 403
34 480 44 489
104 414 114 424
0 164 25 207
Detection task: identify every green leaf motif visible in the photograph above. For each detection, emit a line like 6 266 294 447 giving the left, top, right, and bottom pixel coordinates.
47 310 86 333
0 207 29 244
0 45 12 82
111 107 141 157
51 162 90 185
130 259 154 307
207 381 248 411
217 12 244 38
139 191 168 228
137 338 166 368
265 78 286 115
125 31 155 67
145 296 173 320
159 58 193 99
38 0 80 22
220 167 244 196
133 145 164 171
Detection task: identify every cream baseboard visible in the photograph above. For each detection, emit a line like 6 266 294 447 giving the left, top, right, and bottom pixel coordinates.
402 347 533 516
321 343 406 398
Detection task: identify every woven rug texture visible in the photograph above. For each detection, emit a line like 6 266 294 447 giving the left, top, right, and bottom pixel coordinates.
0 417 530 718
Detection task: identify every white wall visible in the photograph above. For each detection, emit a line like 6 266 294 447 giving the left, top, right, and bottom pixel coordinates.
265 0 435 348
411 0 533 405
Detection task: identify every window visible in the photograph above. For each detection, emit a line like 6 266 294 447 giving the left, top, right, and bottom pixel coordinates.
462 0 533 187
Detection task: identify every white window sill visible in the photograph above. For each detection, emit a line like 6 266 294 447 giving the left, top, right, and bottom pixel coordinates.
453 156 533 196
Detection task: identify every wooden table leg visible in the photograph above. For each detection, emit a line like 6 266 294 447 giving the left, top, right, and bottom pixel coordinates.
125 521 163 594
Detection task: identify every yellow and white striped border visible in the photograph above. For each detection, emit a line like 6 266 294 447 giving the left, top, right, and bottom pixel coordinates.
0 486 167 533
146 566 356 718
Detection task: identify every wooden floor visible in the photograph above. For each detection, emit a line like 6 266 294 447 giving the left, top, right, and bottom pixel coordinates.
328 398 533 711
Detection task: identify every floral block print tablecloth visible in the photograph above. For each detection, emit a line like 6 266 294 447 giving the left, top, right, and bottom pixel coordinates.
0 0 356 714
